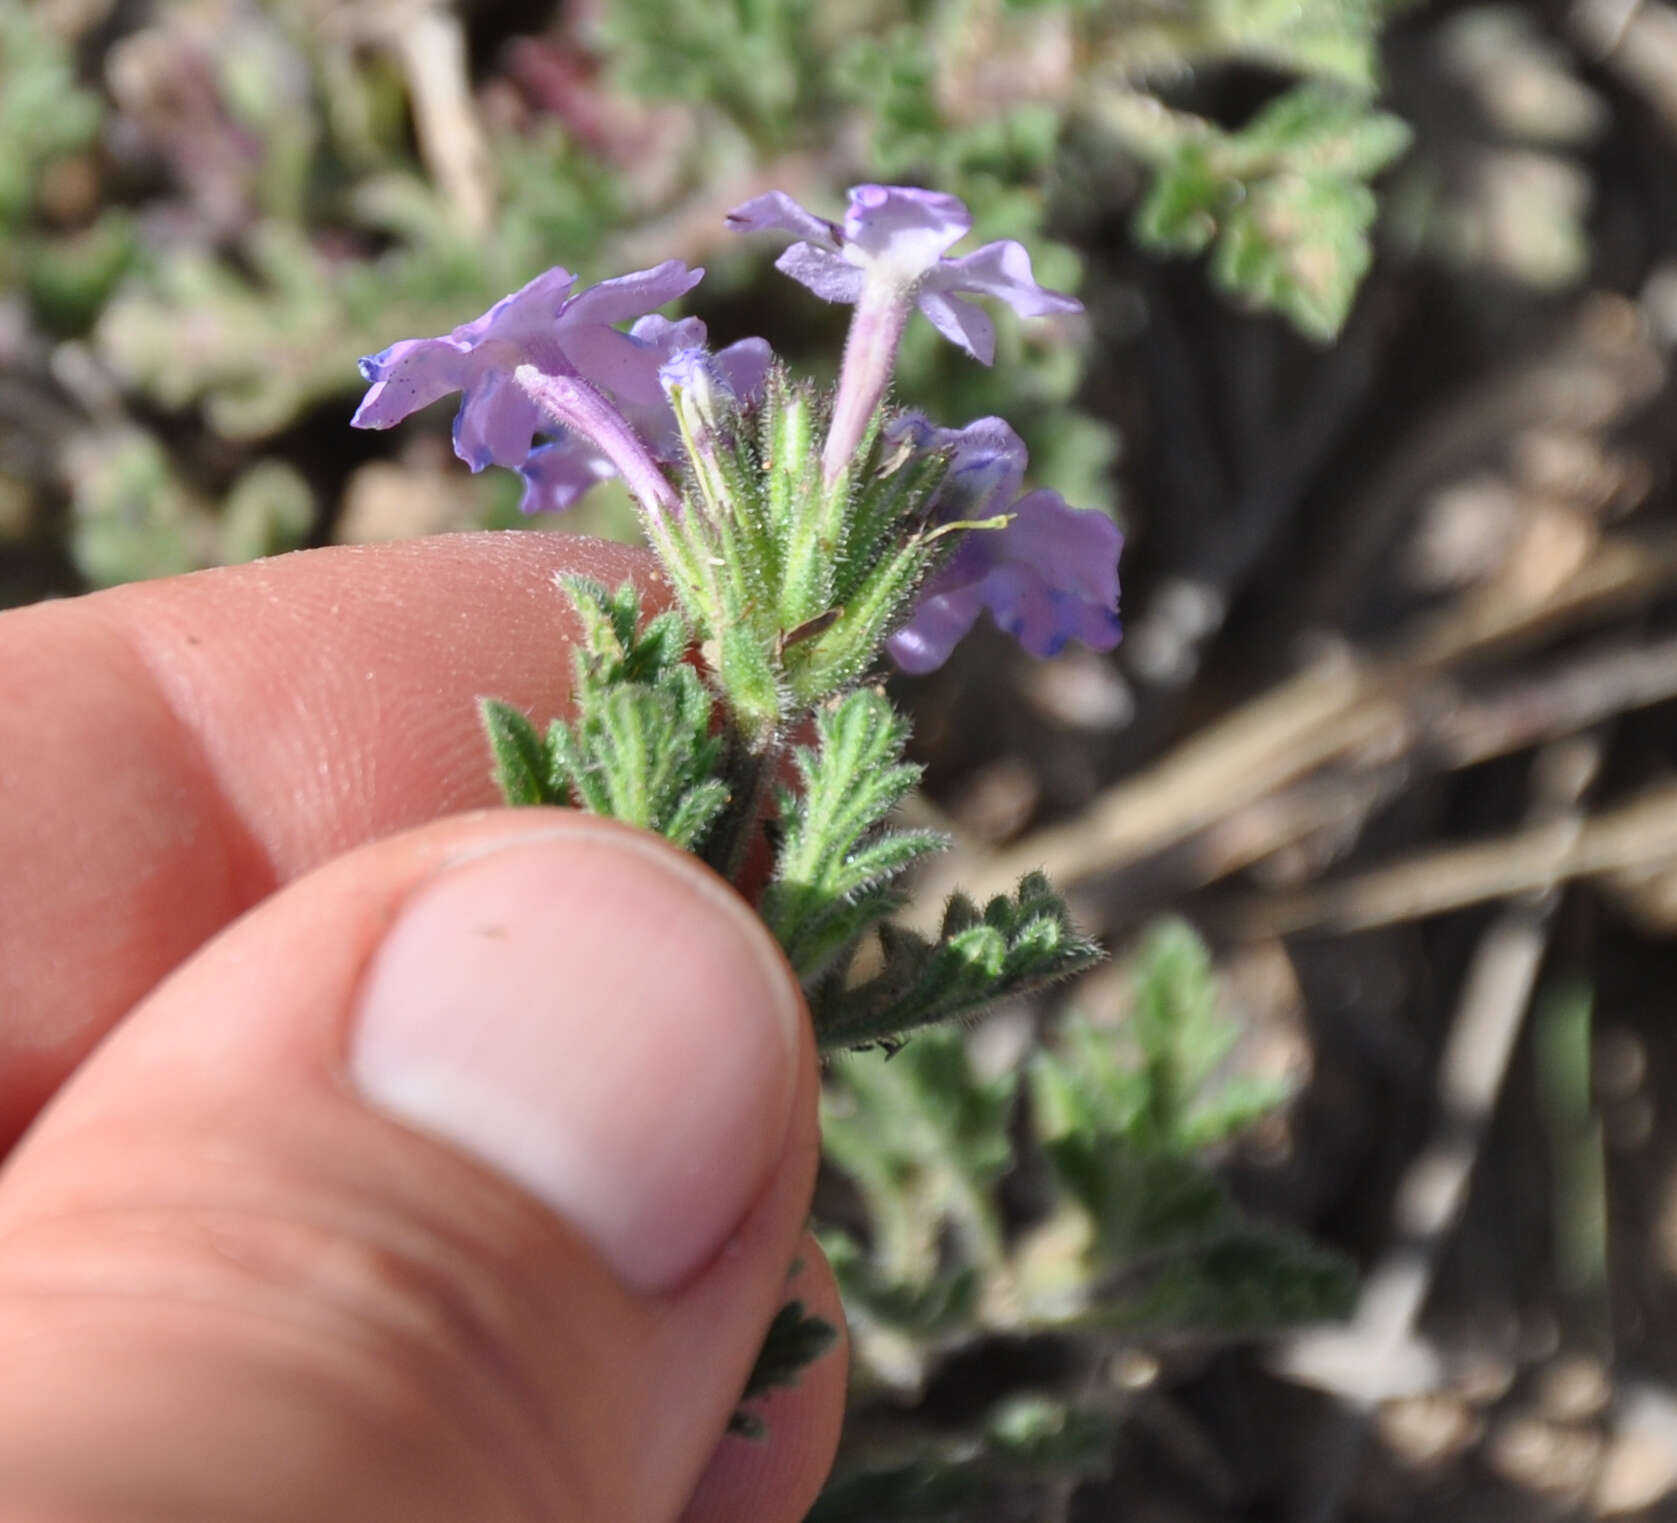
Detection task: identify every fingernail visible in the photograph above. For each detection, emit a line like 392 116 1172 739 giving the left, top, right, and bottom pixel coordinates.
349 825 803 1293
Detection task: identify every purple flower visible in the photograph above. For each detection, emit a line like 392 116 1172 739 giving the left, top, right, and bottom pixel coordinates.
518 325 773 516
351 260 703 472
882 415 1121 674
605 314 708 459
516 436 616 516
890 492 1123 673
727 185 1079 478
659 340 773 429
727 186 1079 364
885 412 1028 519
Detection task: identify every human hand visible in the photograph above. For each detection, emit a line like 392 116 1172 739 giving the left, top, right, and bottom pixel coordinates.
0 533 845 1521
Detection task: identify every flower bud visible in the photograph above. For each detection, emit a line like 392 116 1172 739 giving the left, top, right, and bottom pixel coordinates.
659 346 732 443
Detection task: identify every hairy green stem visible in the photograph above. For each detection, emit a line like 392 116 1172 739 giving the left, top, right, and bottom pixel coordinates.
702 731 784 890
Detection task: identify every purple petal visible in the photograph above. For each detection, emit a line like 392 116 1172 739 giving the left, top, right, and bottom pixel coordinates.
452 367 545 471
553 270 706 411
622 315 714 405
843 185 971 272
559 260 704 331
938 416 1028 515
725 190 840 250
993 579 1124 658
518 437 616 515
916 289 996 364
627 313 710 351
514 364 680 515
999 489 1123 607
887 413 1028 516
883 411 939 452
658 344 722 398
775 243 865 304
451 266 578 353
351 337 475 429
353 266 577 432
981 499 1123 660
886 578 985 674
560 322 672 409
715 336 773 402
658 340 772 452
597 315 716 444
929 239 1082 319
891 489 1122 671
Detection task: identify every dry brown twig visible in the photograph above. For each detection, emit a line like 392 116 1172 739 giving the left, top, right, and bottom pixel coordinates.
911 533 1677 930
1232 776 1677 937
315 0 496 236
1271 738 1601 1523
1168 629 1677 894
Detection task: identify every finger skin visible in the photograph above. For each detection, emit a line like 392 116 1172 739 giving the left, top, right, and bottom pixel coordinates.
680 1237 849 1523
0 532 658 1148
0 811 832 1523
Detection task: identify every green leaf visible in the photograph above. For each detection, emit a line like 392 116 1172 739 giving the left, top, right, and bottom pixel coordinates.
590 0 821 145
0 1 104 230
730 1299 840 1437
762 689 947 982
481 581 729 854
822 1233 984 1340
1237 84 1413 175
479 698 556 808
822 1029 1017 1290
1131 917 1223 1146
1107 1223 1357 1332
1042 1132 1230 1261
1130 84 1412 341
811 873 1103 1052
1132 143 1223 255
984 1393 1118 1479
1031 920 1294 1156
1212 175 1379 343
1020 921 1353 1331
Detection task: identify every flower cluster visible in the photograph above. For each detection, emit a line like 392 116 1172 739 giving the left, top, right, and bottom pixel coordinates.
352 184 1121 680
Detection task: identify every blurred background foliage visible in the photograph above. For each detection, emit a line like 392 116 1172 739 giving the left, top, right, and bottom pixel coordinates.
14 0 1677 1517
0 0 1417 598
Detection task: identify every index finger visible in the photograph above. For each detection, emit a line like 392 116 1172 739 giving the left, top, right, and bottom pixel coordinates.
0 531 657 1149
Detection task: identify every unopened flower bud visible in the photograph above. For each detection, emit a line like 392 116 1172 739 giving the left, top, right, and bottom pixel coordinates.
659 346 732 442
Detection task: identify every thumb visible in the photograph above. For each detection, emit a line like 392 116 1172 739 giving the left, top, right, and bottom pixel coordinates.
0 812 834 1522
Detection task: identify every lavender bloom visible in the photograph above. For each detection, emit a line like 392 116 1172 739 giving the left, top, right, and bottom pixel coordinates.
518 327 773 516
727 187 1077 363
659 340 773 429
890 492 1123 673
352 260 703 472
660 346 729 437
516 435 616 516
606 314 709 460
727 185 1080 478
882 415 1121 674
885 412 1028 518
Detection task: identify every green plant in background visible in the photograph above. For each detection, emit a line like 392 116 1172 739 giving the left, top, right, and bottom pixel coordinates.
98 133 622 445
588 0 825 148
60 428 312 587
1534 979 1609 1314
0 2 134 337
1126 83 1412 341
0 2 103 233
815 918 1354 1516
0 0 1421 598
